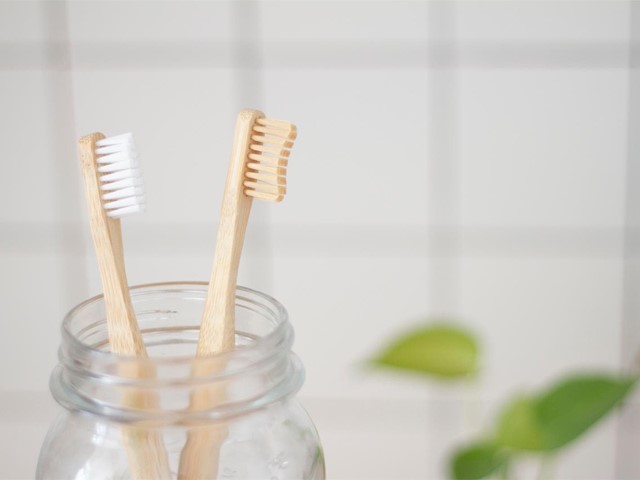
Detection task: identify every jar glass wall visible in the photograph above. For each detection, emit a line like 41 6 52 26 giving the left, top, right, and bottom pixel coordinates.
37 282 325 480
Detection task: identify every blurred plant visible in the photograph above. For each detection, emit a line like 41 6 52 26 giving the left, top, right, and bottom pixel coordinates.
450 374 637 479
369 321 638 480
371 323 480 379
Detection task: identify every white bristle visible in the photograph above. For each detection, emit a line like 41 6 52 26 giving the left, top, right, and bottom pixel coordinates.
95 133 145 218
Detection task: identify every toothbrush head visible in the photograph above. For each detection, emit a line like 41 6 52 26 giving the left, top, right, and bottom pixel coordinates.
244 117 297 202
95 133 146 218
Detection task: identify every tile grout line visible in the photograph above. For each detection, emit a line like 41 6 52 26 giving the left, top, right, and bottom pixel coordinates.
0 223 632 257
615 1 640 477
41 2 90 308
0 41 632 70
426 1 460 317
424 5 460 477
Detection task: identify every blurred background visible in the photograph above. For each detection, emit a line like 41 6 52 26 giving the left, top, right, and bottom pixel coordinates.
1 0 639 478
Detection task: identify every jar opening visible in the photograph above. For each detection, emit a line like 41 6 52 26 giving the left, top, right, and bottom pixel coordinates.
51 282 304 423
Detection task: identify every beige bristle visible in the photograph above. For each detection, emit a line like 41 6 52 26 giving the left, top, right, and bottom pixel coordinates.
243 181 286 195
250 144 291 157
250 135 294 148
245 171 287 186
248 153 288 167
244 117 296 202
247 162 287 175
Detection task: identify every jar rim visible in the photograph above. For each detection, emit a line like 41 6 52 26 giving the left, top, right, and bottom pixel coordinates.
53 281 304 422
62 281 290 367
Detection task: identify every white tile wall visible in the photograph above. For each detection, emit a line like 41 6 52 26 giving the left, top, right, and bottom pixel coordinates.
459 258 623 399
0 71 59 223
0 254 68 391
1 1 638 479
262 68 430 227
274 256 432 400
458 69 628 229
0 395 55 480
0 2 45 44
67 2 233 44
456 1 629 44
260 1 429 43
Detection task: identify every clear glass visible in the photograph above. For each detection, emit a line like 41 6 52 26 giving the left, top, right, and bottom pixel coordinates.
37 282 325 480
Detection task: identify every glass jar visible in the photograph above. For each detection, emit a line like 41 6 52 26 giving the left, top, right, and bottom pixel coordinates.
37 282 325 480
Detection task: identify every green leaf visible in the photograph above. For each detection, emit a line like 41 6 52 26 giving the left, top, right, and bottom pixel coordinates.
534 375 636 450
450 442 508 480
495 396 543 451
372 324 479 379
496 375 637 452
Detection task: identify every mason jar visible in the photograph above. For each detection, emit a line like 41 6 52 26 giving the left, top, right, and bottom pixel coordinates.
37 282 325 480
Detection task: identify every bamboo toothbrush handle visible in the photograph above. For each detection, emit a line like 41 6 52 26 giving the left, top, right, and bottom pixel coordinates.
79 134 144 355
78 134 171 480
197 109 264 357
180 111 297 479
178 110 264 480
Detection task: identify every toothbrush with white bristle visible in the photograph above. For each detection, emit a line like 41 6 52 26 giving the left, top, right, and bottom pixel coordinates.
97 133 146 218
78 132 171 480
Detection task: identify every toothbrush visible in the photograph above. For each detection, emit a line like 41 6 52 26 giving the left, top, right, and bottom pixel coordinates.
78 133 172 480
178 110 296 479
198 109 294 355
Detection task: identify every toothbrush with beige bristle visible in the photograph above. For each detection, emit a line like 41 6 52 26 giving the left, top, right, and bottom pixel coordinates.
78 132 171 480
178 110 296 479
